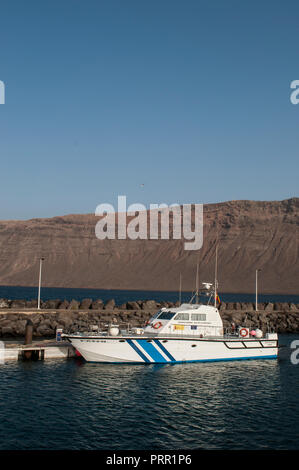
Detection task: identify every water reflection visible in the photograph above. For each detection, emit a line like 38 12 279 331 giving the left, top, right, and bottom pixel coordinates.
67 358 282 449
0 336 298 450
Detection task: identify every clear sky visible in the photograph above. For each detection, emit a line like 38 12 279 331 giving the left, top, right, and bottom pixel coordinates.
0 0 298 219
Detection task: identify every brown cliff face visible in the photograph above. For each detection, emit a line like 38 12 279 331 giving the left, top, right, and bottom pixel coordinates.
0 198 297 294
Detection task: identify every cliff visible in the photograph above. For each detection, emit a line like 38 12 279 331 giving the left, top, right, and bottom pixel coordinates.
0 198 297 294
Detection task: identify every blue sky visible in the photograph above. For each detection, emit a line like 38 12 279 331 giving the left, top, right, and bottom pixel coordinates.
0 0 298 219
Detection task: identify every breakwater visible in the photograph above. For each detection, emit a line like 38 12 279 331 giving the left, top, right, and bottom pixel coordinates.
0 298 298 337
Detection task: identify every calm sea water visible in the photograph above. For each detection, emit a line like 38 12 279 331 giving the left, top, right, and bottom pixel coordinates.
0 285 298 304
0 334 298 450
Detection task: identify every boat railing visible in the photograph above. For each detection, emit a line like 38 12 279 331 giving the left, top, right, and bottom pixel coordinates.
63 321 135 336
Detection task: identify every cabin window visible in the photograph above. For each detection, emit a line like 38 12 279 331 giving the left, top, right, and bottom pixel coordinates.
191 313 207 321
174 313 190 321
158 311 176 320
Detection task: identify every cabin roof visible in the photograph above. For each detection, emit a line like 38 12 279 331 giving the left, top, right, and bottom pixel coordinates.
162 303 217 313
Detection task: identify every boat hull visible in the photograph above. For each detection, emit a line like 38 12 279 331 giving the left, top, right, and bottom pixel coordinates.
66 336 278 364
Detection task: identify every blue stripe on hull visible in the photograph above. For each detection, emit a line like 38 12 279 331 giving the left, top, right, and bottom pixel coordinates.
153 339 176 361
136 340 167 362
126 339 150 363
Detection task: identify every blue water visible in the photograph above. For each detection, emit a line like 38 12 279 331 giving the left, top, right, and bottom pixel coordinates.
0 334 298 450
0 285 298 305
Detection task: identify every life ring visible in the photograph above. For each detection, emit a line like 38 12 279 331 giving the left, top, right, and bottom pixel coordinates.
239 328 248 337
152 321 163 329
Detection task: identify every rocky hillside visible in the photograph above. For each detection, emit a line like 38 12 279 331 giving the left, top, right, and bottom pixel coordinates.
0 198 297 294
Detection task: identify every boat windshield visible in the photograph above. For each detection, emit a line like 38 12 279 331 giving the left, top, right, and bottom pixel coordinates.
158 311 176 320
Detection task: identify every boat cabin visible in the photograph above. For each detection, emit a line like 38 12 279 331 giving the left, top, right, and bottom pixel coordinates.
144 303 224 337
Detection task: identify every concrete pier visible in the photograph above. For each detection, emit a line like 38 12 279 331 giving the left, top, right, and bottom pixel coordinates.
2 339 76 362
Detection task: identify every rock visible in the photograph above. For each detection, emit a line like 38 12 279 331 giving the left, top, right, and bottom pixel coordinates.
56 312 74 328
28 314 41 326
264 302 274 312
10 299 27 309
233 302 241 310
14 319 28 335
58 300 69 309
289 303 298 312
274 303 282 311
280 302 290 311
26 299 38 308
257 303 265 311
67 299 80 310
43 299 60 309
0 318 13 327
104 299 116 310
1 326 14 336
241 302 254 311
38 318 53 330
219 302 226 311
230 312 244 323
91 299 103 310
80 298 92 310
126 301 140 310
36 325 54 337
0 298 10 308
226 302 235 310
141 300 157 310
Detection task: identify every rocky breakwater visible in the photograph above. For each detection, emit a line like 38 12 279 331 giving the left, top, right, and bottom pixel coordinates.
0 298 298 338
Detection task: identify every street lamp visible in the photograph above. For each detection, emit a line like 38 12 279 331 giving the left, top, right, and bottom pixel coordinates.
255 268 261 312
37 257 45 310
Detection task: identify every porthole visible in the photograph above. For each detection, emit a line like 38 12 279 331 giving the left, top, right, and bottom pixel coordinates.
191 344 197 348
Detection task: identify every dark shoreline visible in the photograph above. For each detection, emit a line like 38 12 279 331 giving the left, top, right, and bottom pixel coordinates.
0 286 298 305
1 284 298 295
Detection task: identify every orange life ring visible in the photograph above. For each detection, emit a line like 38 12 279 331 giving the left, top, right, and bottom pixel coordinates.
152 321 163 329
239 328 248 337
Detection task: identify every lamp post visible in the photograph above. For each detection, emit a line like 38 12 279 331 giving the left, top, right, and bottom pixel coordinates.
37 257 45 310
255 268 261 312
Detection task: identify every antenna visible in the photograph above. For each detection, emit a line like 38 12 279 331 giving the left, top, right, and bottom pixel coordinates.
195 262 199 304
179 272 182 305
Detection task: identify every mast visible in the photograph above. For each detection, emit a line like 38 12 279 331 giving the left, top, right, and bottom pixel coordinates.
179 272 182 305
195 262 199 304
214 244 218 307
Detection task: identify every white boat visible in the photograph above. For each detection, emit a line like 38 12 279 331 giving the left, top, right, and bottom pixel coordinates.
63 287 278 364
